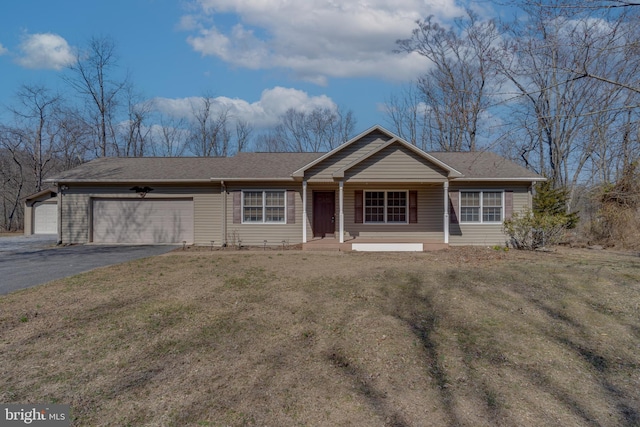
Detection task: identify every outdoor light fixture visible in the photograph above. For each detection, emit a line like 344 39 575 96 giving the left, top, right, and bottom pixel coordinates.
130 186 154 198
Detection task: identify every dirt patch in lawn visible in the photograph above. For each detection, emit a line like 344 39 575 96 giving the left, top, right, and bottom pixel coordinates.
1 247 639 426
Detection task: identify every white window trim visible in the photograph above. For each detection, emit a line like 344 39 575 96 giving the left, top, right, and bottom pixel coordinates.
363 190 409 225
241 190 287 224
459 190 504 224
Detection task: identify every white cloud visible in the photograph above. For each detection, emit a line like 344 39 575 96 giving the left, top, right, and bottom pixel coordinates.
151 86 337 128
0 42 8 55
16 33 75 70
182 0 466 83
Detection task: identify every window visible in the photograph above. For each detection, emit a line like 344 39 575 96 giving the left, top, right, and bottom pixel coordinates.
364 191 407 223
460 191 503 223
243 190 285 223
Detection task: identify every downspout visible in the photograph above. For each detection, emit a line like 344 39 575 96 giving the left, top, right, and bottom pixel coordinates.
339 180 344 244
57 183 64 245
221 181 227 247
444 181 449 244
302 180 307 243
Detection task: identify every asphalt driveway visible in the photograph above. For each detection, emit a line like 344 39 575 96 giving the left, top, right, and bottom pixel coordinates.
0 237 178 294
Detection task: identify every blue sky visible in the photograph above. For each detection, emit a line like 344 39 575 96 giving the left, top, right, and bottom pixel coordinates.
0 0 472 134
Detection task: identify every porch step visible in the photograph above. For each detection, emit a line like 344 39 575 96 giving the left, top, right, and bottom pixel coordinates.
302 239 448 252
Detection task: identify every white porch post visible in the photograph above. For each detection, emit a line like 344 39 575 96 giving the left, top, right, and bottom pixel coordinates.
443 181 450 244
339 180 344 243
302 180 308 243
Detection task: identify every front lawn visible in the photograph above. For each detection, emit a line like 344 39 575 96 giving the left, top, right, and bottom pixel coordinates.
1 247 639 426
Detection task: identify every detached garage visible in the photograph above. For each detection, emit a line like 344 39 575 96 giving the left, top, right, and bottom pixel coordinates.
24 188 58 236
91 198 194 244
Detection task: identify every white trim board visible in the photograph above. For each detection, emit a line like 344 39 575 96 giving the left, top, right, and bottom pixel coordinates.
351 243 423 252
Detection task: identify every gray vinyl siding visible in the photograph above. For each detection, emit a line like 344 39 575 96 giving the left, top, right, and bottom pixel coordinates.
59 184 222 245
23 206 32 236
343 184 444 240
449 182 531 246
225 182 303 247
345 145 448 182
305 131 391 182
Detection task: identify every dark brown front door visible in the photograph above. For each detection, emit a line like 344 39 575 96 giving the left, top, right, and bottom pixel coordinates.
313 191 335 238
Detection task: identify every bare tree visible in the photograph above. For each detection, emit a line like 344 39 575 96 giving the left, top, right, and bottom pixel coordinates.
188 94 231 157
65 36 128 157
235 120 253 153
384 85 430 149
258 106 356 152
150 116 189 157
497 1 640 196
0 85 88 230
6 84 62 191
117 88 152 157
396 10 503 151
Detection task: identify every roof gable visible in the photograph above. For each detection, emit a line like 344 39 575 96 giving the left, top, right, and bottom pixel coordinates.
294 125 462 181
333 137 461 180
292 125 396 178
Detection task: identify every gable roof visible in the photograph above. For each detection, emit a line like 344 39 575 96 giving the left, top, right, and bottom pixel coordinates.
46 125 544 184
429 151 545 181
291 125 462 178
47 153 323 183
331 136 462 179
24 187 57 202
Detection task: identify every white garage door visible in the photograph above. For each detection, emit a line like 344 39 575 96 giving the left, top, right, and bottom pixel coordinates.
92 198 194 244
34 202 58 234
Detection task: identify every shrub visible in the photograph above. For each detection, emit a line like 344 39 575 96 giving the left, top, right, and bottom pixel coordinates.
533 180 579 229
503 209 568 250
589 163 640 249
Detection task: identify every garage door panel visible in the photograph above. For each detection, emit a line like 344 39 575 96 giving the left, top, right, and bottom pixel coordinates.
92 199 194 244
34 202 58 234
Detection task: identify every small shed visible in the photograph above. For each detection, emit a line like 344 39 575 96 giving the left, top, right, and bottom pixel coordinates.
24 188 58 235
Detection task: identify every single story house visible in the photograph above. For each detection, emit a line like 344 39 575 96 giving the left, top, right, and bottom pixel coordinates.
24 188 58 235
46 125 545 251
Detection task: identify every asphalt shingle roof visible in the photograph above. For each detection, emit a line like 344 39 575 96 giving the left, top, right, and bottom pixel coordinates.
429 151 543 180
48 150 542 182
49 153 324 182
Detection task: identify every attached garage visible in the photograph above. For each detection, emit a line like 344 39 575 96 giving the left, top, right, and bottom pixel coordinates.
92 198 194 244
34 202 58 234
24 188 58 236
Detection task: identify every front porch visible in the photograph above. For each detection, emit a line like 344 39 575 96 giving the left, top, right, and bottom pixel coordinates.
302 236 449 252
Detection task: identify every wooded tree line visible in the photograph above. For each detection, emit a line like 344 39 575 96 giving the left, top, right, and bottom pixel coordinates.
0 35 356 231
390 0 640 244
2 0 639 237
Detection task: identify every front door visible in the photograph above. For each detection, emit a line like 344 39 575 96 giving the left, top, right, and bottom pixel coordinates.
313 191 335 238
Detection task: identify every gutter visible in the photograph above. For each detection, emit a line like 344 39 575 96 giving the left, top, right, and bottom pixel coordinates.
209 177 295 182
450 177 547 182
45 179 214 184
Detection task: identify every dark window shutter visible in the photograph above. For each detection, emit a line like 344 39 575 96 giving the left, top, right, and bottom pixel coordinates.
287 190 296 224
354 190 363 224
504 190 513 220
449 190 459 224
233 191 242 224
409 191 418 223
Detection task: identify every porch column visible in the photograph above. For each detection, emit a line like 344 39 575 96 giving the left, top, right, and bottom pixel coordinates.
302 180 307 243
443 181 450 244
339 180 344 243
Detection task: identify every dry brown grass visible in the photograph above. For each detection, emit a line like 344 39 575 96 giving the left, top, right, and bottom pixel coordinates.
1 247 639 426
0 231 22 238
